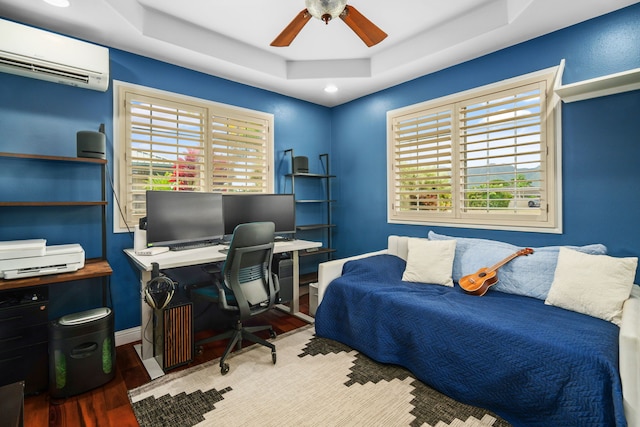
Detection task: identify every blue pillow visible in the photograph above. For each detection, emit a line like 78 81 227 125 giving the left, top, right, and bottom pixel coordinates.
428 231 607 300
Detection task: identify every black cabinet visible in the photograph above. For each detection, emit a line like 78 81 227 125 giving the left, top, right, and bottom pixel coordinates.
0 288 49 394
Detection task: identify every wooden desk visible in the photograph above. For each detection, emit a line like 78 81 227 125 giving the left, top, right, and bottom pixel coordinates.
124 239 320 378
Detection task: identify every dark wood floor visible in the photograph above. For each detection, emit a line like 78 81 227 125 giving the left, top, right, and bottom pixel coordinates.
25 296 310 427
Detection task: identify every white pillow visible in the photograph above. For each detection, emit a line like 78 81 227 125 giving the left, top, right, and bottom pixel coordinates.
545 247 638 326
402 238 456 287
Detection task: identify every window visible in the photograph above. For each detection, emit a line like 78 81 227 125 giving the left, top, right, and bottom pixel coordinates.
387 66 561 232
114 82 274 230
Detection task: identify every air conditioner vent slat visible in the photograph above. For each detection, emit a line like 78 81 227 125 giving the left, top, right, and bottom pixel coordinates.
0 56 90 83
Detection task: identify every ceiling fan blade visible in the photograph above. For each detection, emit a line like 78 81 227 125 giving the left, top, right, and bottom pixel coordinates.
340 5 387 47
271 9 311 47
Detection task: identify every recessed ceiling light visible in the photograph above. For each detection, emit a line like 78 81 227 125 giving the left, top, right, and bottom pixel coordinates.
43 0 70 7
324 85 338 93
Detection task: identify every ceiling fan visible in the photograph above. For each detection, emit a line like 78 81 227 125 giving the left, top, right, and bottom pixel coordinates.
271 0 387 48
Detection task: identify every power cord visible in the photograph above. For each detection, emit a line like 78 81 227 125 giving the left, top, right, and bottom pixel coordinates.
104 162 135 243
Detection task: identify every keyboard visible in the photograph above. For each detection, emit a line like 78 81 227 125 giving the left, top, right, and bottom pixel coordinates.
169 240 218 251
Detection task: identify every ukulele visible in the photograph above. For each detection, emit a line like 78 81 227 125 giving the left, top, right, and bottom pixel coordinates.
459 248 534 296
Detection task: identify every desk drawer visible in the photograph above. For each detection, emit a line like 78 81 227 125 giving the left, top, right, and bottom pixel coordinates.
0 342 48 394
0 323 48 349
0 301 48 330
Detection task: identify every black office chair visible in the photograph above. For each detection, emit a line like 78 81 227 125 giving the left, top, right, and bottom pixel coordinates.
191 221 279 375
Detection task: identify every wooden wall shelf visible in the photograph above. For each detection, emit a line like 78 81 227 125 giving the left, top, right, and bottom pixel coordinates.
0 151 111 295
0 259 112 292
0 152 107 164
0 201 107 207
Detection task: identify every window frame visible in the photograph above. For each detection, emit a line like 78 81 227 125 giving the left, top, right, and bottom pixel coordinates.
112 81 275 232
387 65 563 233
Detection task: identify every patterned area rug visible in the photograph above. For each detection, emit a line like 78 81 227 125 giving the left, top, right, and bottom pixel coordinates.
128 326 510 427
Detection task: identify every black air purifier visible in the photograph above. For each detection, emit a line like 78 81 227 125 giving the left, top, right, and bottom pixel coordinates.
77 130 106 159
48 307 115 398
293 156 309 173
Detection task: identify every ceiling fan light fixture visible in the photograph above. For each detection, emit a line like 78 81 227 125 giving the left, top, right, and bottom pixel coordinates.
271 1 386 48
305 0 348 24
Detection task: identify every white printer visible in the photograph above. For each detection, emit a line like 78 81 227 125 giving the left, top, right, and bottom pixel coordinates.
0 240 85 279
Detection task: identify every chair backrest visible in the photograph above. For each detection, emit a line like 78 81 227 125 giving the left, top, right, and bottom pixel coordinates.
223 221 279 319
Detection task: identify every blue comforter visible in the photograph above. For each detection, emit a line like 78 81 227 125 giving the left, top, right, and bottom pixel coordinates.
315 254 625 427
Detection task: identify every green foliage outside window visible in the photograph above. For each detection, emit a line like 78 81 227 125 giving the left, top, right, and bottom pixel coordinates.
401 168 535 210
400 167 451 210
465 174 533 208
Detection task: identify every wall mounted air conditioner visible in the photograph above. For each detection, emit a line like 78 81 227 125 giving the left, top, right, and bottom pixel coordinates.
0 19 109 92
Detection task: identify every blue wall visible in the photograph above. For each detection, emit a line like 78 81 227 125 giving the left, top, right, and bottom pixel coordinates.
0 46 331 331
0 3 639 332
330 4 640 270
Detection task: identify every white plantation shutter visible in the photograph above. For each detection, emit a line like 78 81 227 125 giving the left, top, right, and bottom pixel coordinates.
211 112 269 193
388 67 559 231
390 106 454 218
124 93 207 222
458 82 547 221
117 84 274 228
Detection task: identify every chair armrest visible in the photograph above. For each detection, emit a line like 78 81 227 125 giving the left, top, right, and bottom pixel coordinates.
214 275 238 312
271 272 280 293
621 285 640 427
317 249 388 305
270 272 280 305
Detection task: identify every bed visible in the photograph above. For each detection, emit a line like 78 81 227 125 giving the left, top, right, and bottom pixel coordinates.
315 235 640 427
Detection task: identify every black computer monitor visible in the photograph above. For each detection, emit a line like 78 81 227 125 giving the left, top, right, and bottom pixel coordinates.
222 193 296 237
145 190 225 249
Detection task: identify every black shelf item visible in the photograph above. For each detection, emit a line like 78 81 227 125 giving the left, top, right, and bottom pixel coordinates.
284 149 336 272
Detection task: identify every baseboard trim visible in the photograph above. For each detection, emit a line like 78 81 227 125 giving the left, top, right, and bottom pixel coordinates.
115 326 141 347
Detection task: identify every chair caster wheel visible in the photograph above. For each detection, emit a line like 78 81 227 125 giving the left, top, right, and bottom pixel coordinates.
269 330 277 339
196 346 203 356
221 363 230 375
272 351 277 364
